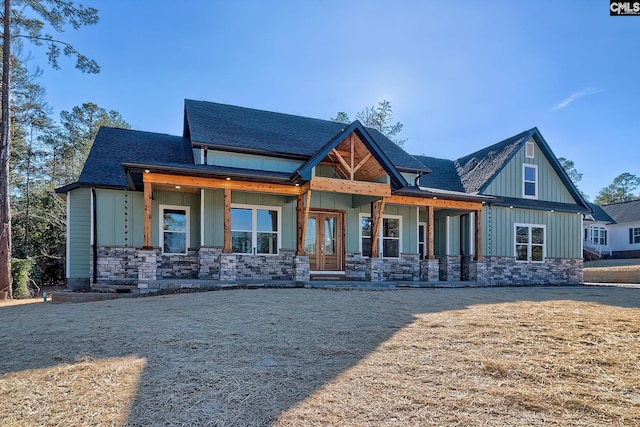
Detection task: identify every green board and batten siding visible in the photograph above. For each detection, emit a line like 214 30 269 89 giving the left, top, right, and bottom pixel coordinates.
207 150 303 173
67 188 91 279
483 137 575 203
483 206 582 259
94 189 200 249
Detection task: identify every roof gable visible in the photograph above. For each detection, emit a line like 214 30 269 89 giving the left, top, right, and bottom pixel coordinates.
293 121 409 189
455 129 535 194
454 127 589 211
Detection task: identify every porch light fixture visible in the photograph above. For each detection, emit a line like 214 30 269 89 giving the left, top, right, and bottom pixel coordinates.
144 169 150 173
175 185 181 189
509 205 514 209
433 196 437 200
294 183 300 187
226 177 232 181
550 209 555 213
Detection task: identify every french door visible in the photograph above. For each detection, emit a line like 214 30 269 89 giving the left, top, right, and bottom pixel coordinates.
305 211 343 271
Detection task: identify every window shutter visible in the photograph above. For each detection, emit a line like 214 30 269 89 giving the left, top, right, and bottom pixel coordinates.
630 228 634 245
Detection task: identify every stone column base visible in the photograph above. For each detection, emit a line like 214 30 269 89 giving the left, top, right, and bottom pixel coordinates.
420 258 440 282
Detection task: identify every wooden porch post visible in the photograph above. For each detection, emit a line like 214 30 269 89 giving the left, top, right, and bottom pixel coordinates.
426 205 435 259
296 190 312 256
143 182 152 249
370 198 386 258
474 208 483 260
223 188 232 253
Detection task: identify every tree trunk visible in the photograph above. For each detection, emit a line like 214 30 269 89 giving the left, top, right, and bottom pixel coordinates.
1 0 12 298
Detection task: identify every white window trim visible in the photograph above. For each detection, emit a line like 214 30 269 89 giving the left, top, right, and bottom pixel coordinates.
525 140 535 159
231 203 282 255
514 223 546 263
632 227 640 245
522 164 538 200
159 204 190 255
359 213 403 259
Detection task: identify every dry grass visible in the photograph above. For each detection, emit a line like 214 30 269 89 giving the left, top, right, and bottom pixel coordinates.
0 286 638 426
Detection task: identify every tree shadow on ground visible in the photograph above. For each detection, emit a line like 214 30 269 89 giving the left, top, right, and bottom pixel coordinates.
1 285 638 426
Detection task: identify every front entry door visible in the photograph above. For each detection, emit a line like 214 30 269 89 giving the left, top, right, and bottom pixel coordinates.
305 212 343 271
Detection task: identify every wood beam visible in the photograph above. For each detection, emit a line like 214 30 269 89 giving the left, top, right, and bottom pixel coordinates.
386 195 483 210
426 205 435 260
370 198 386 258
143 182 153 249
330 148 352 179
353 153 372 174
223 188 232 253
144 172 305 196
310 176 390 197
350 134 355 181
296 190 312 256
474 208 483 260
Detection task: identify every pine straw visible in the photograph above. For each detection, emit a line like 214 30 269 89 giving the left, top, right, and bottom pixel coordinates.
0 287 638 426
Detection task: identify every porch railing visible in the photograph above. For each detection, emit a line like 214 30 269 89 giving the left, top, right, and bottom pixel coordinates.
583 239 612 258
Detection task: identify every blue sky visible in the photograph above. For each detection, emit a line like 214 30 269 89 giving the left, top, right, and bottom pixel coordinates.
29 1 640 200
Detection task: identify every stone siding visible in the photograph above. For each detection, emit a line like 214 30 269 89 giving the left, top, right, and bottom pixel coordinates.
345 252 367 280
420 258 440 282
95 246 140 284
158 250 199 279
346 252 420 281
438 255 462 281
198 247 222 279
219 249 296 281
483 256 583 285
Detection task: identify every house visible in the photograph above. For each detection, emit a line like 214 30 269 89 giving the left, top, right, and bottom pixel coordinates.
56 100 591 291
583 200 640 259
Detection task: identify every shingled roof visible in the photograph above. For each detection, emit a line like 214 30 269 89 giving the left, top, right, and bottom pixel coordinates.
600 199 640 223
587 203 615 223
184 99 429 173
455 129 536 194
413 155 465 192
64 127 192 190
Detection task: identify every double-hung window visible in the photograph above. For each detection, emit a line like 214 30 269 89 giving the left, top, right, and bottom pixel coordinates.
515 223 545 262
160 205 190 255
231 204 280 254
630 228 640 244
359 214 402 258
523 164 538 199
589 226 607 246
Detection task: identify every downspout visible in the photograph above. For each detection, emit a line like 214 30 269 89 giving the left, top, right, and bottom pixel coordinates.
414 171 427 187
91 187 97 284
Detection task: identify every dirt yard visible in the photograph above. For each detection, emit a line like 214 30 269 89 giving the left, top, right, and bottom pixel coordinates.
1 286 639 426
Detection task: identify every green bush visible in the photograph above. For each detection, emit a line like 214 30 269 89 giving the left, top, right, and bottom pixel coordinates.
11 258 33 299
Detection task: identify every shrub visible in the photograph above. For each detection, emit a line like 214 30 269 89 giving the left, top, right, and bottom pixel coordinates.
11 258 34 299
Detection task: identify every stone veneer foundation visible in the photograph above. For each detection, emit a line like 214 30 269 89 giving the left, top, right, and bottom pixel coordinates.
93 246 583 290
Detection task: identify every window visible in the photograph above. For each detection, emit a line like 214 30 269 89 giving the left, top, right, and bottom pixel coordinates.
630 228 640 245
523 164 538 199
525 140 535 158
515 224 545 262
418 222 426 259
160 205 190 255
589 226 607 246
231 204 280 254
359 214 402 258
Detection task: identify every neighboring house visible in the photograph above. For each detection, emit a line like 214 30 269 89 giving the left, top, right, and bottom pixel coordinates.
56 100 591 291
583 200 640 258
